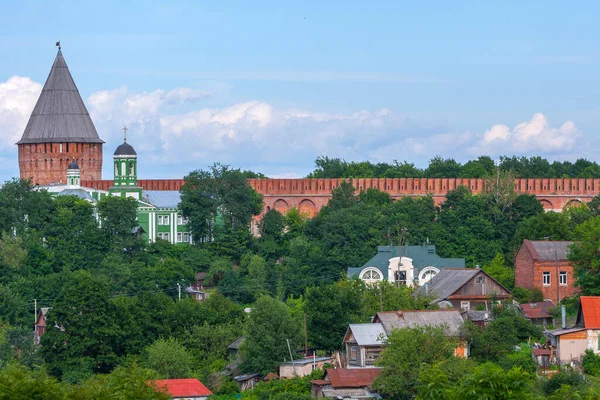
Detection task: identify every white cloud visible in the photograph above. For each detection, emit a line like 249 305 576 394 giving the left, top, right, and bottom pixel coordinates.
0 76 42 152
468 113 581 155
0 76 589 181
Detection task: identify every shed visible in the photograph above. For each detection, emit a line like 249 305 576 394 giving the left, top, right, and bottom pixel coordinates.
311 368 382 398
520 301 554 329
152 378 212 400
233 373 261 391
343 324 387 368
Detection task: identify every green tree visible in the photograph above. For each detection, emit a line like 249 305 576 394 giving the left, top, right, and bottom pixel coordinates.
40 271 121 381
0 363 64 400
569 217 600 295
325 180 358 211
483 253 514 289
259 209 285 240
144 338 193 379
424 156 462 178
304 281 363 351
240 295 302 375
374 325 457 399
97 195 141 252
359 188 392 207
0 178 53 235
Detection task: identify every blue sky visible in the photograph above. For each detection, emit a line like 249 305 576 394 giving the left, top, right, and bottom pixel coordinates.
0 1 599 181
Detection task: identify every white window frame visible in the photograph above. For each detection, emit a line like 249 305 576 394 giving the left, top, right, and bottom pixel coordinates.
177 216 183 225
158 215 164 225
543 272 551 286
183 232 189 243
559 271 567 285
163 215 170 225
177 232 182 242
359 267 383 282
460 301 470 311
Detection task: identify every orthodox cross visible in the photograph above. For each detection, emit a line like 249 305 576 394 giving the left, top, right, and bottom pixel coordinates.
122 126 128 142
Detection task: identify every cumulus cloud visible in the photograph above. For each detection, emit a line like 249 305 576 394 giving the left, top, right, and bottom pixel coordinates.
468 113 581 155
0 76 42 152
0 76 588 181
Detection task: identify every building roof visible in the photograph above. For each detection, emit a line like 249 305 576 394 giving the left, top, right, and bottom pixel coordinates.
17 49 104 145
143 190 181 208
373 309 465 336
545 327 586 337
413 268 479 303
67 159 79 170
233 373 260 381
521 301 555 320
578 296 600 329
326 368 382 388
56 188 94 202
532 348 551 357
345 324 388 346
153 378 212 397
228 336 245 350
463 310 492 322
347 245 465 279
523 240 573 261
114 141 137 156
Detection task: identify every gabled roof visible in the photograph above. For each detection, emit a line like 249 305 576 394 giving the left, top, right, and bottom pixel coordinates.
228 336 245 350
577 296 600 329
326 368 382 388
153 378 212 397
345 323 387 346
17 49 104 145
523 240 573 261
347 245 465 279
373 309 464 336
521 301 554 319
413 268 479 302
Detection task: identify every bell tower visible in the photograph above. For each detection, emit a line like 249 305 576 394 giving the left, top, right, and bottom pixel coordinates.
110 126 142 200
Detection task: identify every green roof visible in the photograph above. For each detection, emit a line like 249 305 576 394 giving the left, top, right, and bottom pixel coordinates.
347 245 465 279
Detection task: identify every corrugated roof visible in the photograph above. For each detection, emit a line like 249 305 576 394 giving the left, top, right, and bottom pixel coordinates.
348 245 465 280
579 296 600 329
153 378 212 397
413 268 479 303
524 240 573 261
326 368 382 388
143 190 181 208
17 49 104 145
373 309 464 336
532 348 550 356
546 327 586 337
228 336 245 350
56 188 94 202
346 323 388 346
520 301 554 320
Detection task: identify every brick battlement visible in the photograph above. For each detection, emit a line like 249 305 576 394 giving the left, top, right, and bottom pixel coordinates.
82 177 600 216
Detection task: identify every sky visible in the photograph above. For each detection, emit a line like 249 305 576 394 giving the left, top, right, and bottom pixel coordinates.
1 0 599 181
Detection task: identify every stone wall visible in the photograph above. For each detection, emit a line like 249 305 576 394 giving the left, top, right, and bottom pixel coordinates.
19 142 103 185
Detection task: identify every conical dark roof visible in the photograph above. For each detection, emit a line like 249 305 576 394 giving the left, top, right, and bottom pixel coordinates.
114 141 137 156
16 49 104 144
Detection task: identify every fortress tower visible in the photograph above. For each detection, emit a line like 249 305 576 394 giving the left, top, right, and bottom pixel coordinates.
16 46 104 185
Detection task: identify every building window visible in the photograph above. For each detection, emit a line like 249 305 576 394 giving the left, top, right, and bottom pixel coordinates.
360 269 382 281
121 162 126 175
543 272 551 286
157 232 170 241
460 301 470 311
163 215 170 225
177 232 182 242
129 163 134 176
183 233 189 243
115 164 118 176
560 271 567 285
475 276 485 284
350 346 358 361
158 215 164 225
177 216 183 225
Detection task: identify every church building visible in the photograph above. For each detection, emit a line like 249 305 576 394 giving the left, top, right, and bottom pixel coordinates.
18 46 191 245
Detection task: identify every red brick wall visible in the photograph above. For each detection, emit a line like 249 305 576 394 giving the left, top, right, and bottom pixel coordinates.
515 245 535 290
18 142 103 185
535 261 579 304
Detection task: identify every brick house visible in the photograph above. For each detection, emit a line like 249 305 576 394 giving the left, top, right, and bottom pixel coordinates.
514 240 578 304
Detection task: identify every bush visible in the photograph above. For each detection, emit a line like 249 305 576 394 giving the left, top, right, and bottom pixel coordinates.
583 349 600 376
542 370 587 396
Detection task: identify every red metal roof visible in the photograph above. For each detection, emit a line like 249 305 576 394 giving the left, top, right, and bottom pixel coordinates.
580 296 600 329
153 378 212 397
532 348 551 356
326 368 382 388
520 301 554 319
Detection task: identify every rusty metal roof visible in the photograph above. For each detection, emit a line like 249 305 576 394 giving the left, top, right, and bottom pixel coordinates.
520 301 554 319
326 368 382 388
579 296 600 329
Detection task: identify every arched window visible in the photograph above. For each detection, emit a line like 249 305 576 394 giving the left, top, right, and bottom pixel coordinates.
129 163 134 176
360 268 383 282
121 162 126 175
419 267 440 286
115 164 118 176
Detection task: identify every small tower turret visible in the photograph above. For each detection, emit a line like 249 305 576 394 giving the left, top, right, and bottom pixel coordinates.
66 156 80 186
110 126 142 200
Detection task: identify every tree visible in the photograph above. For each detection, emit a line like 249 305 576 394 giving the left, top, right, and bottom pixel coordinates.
569 217 600 295
97 195 141 252
259 209 285 240
424 156 462 178
0 178 53 235
304 281 363 351
359 188 392 207
0 363 64 400
374 325 457 399
325 180 357 211
240 295 302 375
40 271 121 381
144 338 193 379
483 253 514 289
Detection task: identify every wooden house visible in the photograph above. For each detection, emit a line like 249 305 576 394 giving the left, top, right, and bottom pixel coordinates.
413 268 511 311
520 301 555 329
311 368 381 398
34 308 50 345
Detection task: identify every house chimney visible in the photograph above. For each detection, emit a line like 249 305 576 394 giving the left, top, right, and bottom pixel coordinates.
561 305 566 329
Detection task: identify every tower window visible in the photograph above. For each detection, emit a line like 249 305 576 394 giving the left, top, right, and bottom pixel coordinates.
129 163 134 176
115 164 118 176
121 162 126 175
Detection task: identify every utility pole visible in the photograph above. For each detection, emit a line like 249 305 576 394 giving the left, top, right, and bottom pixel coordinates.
286 339 296 377
177 283 181 301
303 312 308 356
379 283 383 312
555 248 560 305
